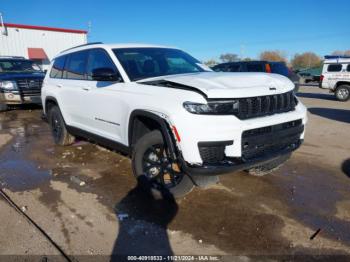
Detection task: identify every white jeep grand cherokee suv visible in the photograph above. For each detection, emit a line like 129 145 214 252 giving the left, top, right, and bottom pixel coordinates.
42 43 307 197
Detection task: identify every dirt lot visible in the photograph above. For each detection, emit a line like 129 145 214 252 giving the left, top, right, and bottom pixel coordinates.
0 86 349 261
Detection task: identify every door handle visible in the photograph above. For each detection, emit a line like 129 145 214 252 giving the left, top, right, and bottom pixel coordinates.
82 87 90 91
56 84 62 88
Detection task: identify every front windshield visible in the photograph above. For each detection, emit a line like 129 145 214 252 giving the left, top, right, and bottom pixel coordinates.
113 48 205 81
0 60 42 73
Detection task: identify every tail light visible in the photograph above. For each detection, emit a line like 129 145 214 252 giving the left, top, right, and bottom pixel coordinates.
320 75 324 82
265 64 272 73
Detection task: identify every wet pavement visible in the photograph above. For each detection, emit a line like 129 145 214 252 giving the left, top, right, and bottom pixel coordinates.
0 86 349 259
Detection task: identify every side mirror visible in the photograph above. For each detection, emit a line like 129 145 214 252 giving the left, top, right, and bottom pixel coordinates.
92 67 122 82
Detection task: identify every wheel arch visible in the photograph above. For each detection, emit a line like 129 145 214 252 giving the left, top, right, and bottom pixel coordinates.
336 81 350 88
128 110 178 160
44 96 59 115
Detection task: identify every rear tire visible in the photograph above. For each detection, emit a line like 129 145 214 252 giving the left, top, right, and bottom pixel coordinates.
246 154 291 176
132 130 194 198
335 85 350 101
48 106 75 146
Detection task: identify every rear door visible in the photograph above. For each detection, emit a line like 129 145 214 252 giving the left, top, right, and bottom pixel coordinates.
59 50 90 129
323 64 343 89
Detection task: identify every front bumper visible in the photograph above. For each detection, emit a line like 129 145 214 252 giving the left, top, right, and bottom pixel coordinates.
173 102 307 165
0 90 42 105
183 139 302 176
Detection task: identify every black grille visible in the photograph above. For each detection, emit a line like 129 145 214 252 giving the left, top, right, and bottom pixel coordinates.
199 145 226 164
242 119 303 160
236 91 296 120
16 78 43 96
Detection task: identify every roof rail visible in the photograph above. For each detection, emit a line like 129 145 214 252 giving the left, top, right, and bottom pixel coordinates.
324 55 350 59
60 42 103 53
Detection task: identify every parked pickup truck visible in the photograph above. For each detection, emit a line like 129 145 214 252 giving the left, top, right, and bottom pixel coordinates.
319 55 350 101
42 43 307 197
0 56 45 111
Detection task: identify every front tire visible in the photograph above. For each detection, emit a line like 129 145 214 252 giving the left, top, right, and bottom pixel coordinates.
335 85 350 101
246 154 291 176
48 106 75 146
132 130 194 198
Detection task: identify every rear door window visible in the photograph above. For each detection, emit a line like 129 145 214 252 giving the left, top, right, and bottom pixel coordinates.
347 64 350 72
228 64 240 72
327 64 342 72
213 65 228 72
270 63 289 77
64 51 88 80
50 56 66 78
247 63 264 72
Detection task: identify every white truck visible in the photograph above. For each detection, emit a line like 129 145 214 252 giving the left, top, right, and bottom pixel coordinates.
319 55 350 101
41 43 307 197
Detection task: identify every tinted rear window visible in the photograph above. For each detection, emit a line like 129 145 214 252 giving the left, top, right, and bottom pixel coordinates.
270 63 289 76
246 63 264 72
50 56 66 78
347 64 350 72
64 51 89 80
327 64 342 72
228 64 240 72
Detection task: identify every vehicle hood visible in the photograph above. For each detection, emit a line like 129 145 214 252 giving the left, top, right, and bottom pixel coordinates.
0 72 45 81
139 72 294 99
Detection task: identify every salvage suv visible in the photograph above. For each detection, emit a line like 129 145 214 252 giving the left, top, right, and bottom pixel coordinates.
0 56 45 111
319 55 350 101
42 43 307 197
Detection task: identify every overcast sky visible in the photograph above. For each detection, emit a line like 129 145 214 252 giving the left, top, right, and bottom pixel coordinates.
1 0 349 61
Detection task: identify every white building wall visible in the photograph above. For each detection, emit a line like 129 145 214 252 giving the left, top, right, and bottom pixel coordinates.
0 26 87 63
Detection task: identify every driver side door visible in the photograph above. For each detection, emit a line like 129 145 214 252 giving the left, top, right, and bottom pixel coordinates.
82 48 126 143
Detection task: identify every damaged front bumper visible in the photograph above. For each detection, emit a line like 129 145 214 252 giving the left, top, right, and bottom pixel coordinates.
182 139 302 176
180 119 305 176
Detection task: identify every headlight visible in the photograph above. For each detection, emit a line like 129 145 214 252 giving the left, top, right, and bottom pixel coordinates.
183 100 239 115
0 81 18 90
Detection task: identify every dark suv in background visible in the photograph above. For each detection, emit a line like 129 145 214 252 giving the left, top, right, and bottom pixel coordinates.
212 61 300 92
0 56 45 111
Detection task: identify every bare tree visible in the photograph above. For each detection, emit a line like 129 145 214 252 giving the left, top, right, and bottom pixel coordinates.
203 59 217 67
291 52 322 69
331 50 345 56
259 50 287 62
219 53 239 62
332 50 350 56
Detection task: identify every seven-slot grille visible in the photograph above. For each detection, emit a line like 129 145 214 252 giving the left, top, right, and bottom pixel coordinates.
236 91 296 120
16 78 43 96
